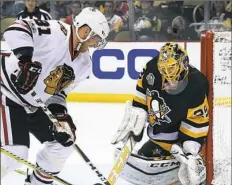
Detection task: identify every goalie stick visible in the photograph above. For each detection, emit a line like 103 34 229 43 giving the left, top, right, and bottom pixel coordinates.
107 133 136 185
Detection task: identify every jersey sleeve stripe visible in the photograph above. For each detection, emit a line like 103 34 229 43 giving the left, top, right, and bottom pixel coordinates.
135 90 146 101
148 128 179 141
136 85 146 94
5 27 33 39
1 56 33 106
137 78 143 88
182 119 208 128
133 96 146 105
60 90 67 98
54 93 66 100
132 100 147 111
179 125 208 138
21 20 33 33
46 94 67 109
181 121 209 133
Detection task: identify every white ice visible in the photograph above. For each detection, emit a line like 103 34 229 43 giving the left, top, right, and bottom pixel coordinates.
1 103 134 185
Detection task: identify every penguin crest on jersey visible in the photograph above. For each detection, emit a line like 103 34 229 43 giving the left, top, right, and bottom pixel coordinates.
146 89 171 126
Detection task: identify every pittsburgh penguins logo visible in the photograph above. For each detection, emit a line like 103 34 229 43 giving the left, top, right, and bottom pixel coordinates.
146 89 171 126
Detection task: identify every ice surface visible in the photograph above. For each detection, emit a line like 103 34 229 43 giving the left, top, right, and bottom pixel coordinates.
1 103 133 185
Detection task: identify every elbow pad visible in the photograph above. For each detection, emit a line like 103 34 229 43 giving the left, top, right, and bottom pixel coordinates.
13 47 33 63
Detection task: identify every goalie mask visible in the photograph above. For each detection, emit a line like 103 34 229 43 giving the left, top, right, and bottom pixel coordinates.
73 7 110 50
157 42 189 90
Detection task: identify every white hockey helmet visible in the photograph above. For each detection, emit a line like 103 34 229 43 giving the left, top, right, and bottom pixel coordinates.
73 7 110 49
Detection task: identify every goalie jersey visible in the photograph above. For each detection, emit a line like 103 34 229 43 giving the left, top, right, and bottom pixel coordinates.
1 19 92 107
133 56 209 152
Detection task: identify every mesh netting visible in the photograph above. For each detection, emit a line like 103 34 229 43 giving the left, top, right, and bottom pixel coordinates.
212 32 231 185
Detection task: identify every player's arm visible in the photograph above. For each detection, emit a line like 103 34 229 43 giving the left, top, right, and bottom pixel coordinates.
3 20 42 95
46 90 76 147
111 65 148 144
45 71 90 146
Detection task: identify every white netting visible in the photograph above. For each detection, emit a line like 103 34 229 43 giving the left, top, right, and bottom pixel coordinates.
212 31 231 185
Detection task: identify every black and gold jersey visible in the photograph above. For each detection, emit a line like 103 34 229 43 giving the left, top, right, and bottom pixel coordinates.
133 56 209 152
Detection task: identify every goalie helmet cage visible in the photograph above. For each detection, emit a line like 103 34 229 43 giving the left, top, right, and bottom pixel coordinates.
200 30 231 185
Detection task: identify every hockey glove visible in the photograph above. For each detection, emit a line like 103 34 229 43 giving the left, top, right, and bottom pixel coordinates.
111 100 147 144
11 60 42 95
170 143 206 185
52 113 76 147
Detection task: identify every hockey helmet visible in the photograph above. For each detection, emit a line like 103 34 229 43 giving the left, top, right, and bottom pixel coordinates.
73 7 110 49
157 42 189 89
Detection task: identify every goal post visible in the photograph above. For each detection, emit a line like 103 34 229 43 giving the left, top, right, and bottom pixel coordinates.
200 31 231 185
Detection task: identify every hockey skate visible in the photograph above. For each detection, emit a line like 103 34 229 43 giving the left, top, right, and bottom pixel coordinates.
24 177 58 185
24 169 58 185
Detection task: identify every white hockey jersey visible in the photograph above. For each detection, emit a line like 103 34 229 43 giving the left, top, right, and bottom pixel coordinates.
1 19 92 108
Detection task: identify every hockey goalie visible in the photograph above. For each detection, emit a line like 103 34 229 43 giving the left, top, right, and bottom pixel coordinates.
111 43 209 185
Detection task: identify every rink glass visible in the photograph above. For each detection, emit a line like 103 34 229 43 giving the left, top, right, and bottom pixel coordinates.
1 0 231 41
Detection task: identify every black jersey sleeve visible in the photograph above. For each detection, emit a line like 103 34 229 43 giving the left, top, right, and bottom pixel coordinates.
132 56 160 111
179 80 209 146
132 64 148 111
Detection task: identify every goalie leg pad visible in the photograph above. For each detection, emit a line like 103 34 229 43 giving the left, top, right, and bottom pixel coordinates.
115 147 180 185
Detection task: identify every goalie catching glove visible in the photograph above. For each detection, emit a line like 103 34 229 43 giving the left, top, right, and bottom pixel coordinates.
48 104 76 147
170 141 206 185
111 100 147 144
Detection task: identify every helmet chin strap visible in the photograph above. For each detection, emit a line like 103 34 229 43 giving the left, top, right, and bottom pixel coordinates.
75 26 94 51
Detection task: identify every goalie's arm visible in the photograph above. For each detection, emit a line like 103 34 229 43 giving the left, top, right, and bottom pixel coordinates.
111 65 149 144
179 83 209 152
132 64 148 112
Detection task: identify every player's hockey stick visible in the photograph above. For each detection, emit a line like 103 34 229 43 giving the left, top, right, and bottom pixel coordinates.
30 91 111 185
0 147 73 185
73 145 110 185
107 133 136 185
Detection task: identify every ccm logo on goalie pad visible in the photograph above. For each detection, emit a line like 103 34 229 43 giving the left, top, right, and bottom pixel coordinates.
150 161 180 168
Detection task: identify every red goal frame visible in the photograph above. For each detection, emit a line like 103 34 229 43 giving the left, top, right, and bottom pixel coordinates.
200 30 214 185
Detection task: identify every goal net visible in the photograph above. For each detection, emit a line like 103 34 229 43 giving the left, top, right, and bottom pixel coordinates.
201 31 231 185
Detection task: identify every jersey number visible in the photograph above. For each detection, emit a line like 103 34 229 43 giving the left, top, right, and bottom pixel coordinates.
194 106 209 118
34 20 51 35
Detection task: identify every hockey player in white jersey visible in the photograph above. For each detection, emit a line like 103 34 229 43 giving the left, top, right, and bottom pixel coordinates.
0 7 109 185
